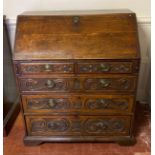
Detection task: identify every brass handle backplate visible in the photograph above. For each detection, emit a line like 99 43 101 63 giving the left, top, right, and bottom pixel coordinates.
100 64 110 72
45 80 55 88
44 64 52 71
48 99 56 108
100 79 110 87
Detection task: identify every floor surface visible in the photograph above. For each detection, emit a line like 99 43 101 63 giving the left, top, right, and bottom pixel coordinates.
4 103 151 155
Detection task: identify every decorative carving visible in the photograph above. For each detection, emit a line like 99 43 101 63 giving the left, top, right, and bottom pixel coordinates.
111 120 124 131
78 62 132 73
85 120 109 132
25 79 39 90
63 65 73 73
31 119 46 132
85 119 125 133
27 97 128 111
22 78 68 91
21 77 134 92
119 79 130 89
21 63 74 74
30 117 127 134
114 64 130 72
22 65 40 73
84 78 133 91
28 98 69 110
47 119 69 132
31 118 69 132
86 98 128 110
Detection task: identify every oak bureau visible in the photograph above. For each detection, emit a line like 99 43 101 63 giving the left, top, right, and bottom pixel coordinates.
13 10 140 145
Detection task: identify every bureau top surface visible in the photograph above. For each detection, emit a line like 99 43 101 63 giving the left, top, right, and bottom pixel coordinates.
14 10 140 60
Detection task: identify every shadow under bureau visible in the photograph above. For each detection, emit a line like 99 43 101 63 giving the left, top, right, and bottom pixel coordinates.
13 10 140 145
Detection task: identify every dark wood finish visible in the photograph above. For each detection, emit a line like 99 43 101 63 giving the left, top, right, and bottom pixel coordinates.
19 76 137 93
18 62 74 75
13 10 140 145
22 94 135 114
78 61 133 74
14 60 140 75
26 115 131 136
3 16 20 136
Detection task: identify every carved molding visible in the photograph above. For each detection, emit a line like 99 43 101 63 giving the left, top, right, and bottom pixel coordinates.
86 98 128 110
84 78 133 90
28 98 69 110
21 63 73 74
30 118 126 134
84 119 125 133
78 62 132 73
31 118 69 132
21 77 134 92
27 97 129 111
22 78 68 91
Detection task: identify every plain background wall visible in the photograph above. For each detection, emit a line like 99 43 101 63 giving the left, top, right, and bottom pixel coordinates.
4 0 150 19
3 0 151 103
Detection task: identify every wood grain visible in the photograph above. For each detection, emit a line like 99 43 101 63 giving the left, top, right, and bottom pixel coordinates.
14 12 140 60
13 10 140 145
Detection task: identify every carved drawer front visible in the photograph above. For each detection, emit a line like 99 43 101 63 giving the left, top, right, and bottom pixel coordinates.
19 76 136 92
22 94 134 114
78 61 133 74
26 115 131 136
17 62 74 75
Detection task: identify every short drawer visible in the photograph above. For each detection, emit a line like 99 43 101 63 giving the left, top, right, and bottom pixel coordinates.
26 115 131 136
16 62 74 75
78 61 135 74
22 94 135 114
19 76 137 93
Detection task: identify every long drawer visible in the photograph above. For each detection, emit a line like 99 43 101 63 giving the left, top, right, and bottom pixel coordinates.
15 60 139 75
26 115 131 136
22 94 135 114
19 76 137 93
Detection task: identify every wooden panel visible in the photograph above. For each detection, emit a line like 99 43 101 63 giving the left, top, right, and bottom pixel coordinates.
22 94 135 114
19 76 137 93
15 60 140 75
78 61 134 74
14 12 140 60
18 62 74 75
26 115 131 136
17 14 137 34
12 10 140 144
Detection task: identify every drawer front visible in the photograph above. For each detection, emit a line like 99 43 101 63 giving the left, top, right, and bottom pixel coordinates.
78 61 133 74
17 62 74 75
22 94 134 114
19 76 136 92
26 115 131 136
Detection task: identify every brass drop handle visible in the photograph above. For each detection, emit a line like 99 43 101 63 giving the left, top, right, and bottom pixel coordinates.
100 99 106 104
44 64 52 71
96 122 107 129
72 16 80 25
48 99 56 108
100 64 110 72
100 79 110 87
45 80 55 88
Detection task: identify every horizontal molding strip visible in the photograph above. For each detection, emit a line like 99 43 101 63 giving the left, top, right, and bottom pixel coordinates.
6 16 151 26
